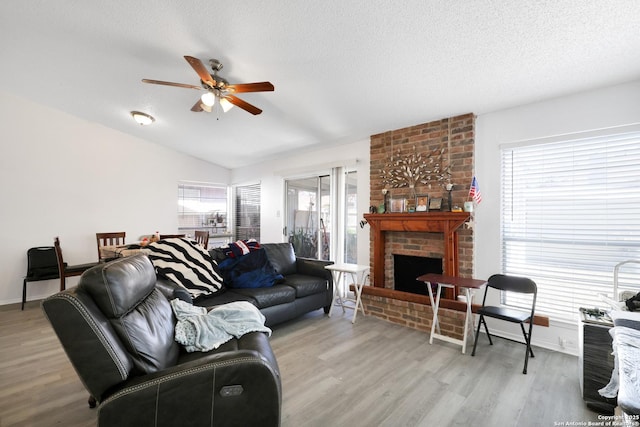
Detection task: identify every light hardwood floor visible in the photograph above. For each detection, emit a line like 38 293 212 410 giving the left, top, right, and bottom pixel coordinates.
2 301 601 427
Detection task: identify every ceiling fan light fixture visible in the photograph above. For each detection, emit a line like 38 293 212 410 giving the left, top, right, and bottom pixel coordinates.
220 97 234 112
130 111 155 126
143 55 273 116
201 92 216 107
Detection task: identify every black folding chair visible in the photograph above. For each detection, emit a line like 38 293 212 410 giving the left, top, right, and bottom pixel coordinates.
471 274 537 374
22 246 59 310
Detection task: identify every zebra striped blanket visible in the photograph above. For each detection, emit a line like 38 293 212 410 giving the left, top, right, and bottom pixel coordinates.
146 238 224 299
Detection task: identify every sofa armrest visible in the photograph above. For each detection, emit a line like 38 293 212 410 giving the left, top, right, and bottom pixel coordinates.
296 257 334 284
155 277 193 304
99 346 281 427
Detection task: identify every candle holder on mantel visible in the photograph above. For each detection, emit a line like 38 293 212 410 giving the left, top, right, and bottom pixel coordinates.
446 183 454 212
380 189 389 213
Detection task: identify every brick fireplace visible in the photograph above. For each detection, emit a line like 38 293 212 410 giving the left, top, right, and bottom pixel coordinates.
360 113 475 337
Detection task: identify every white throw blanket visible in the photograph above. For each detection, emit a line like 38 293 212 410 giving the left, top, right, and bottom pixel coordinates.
598 311 640 399
170 299 272 352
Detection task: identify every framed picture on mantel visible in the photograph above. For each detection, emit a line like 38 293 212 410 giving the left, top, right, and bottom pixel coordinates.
429 197 442 211
416 194 428 212
389 197 406 213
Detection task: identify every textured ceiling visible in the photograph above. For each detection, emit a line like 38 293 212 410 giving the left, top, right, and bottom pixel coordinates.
1 1 639 168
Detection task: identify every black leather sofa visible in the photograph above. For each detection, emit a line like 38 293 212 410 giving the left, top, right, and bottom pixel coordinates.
157 242 335 327
42 255 282 427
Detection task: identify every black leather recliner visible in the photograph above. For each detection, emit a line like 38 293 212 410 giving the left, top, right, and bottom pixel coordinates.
42 254 281 427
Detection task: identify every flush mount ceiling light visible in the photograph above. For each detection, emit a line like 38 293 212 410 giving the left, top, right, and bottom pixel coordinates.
130 111 155 125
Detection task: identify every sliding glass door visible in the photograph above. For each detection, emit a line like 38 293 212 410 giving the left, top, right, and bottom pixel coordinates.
285 175 330 260
344 170 358 264
285 167 357 262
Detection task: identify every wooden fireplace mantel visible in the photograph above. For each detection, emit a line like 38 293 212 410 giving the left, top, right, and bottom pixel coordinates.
363 212 470 289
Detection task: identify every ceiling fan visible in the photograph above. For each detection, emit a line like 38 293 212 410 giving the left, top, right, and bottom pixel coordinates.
142 56 274 115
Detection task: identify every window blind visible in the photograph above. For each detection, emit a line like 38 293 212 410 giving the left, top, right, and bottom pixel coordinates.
235 183 261 241
500 130 640 322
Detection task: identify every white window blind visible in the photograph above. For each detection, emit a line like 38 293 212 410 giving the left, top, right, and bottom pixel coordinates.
235 183 261 241
500 130 640 322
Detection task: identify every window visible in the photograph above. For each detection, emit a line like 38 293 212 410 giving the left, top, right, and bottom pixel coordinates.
500 129 640 322
235 183 261 241
178 182 229 245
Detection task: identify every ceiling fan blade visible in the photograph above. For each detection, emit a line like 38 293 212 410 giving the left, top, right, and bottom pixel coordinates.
184 56 216 87
191 100 204 112
142 79 202 90
226 82 275 93
225 95 262 115
191 100 212 113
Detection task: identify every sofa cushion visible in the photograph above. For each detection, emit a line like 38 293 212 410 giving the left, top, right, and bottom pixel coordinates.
192 289 258 308
282 274 329 298
146 238 224 300
262 243 297 276
231 284 296 309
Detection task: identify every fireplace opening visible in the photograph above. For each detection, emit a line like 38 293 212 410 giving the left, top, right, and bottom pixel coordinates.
393 254 443 295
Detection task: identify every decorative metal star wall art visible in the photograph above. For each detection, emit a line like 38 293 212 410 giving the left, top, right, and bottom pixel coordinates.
380 145 451 191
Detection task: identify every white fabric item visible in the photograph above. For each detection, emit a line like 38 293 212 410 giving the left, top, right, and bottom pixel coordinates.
599 312 640 399
599 327 620 399
170 299 271 353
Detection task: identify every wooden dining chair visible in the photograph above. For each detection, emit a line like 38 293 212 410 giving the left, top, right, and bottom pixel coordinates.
159 234 186 239
194 230 210 249
54 237 99 291
96 232 126 262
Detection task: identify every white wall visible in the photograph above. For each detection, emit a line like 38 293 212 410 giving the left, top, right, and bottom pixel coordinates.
475 79 640 354
0 91 229 305
231 140 371 266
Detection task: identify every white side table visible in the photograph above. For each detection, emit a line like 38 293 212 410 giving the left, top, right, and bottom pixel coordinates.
325 263 370 323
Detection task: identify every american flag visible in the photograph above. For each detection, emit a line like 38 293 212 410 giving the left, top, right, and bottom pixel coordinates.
468 176 482 204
